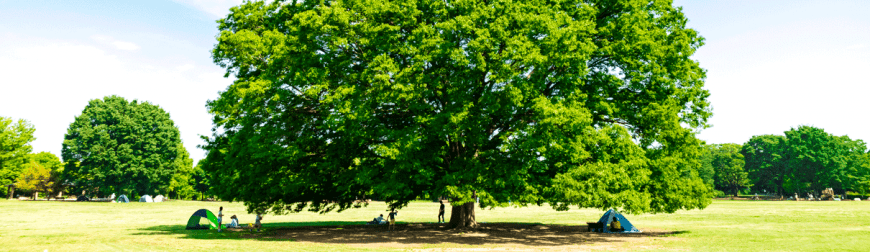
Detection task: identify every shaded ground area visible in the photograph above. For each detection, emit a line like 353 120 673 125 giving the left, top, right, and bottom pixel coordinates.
238 222 685 250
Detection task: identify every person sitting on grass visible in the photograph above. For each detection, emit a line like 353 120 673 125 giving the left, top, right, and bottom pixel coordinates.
254 214 263 232
609 217 624 232
368 214 386 225
227 215 240 228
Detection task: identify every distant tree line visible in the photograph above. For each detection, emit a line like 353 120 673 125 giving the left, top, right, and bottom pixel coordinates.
700 126 870 197
1 96 212 200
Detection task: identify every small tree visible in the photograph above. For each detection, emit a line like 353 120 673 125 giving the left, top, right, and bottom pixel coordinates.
16 161 53 199
711 144 751 197
191 162 210 201
0 117 36 196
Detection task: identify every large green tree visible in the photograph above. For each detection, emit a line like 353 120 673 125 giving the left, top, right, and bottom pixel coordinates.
742 135 787 196
62 96 189 197
709 143 749 197
0 117 36 197
203 0 712 227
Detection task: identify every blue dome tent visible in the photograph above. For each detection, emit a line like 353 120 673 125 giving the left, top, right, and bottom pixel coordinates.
596 209 641 233
117 194 129 203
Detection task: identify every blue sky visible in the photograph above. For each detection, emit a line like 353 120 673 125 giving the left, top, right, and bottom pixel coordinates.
1 0 868 163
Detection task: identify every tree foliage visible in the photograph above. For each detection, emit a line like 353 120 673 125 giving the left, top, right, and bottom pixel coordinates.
0 117 36 196
741 135 787 195
62 96 189 196
783 126 868 195
727 126 870 197
203 0 712 226
167 144 196 199
191 161 212 200
28 152 65 198
707 143 749 196
697 144 716 187
16 160 53 199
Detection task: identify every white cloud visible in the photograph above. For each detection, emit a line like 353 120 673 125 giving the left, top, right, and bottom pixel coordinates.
846 44 866 50
112 41 141 51
176 63 196 72
172 0 244 18
91 35 141 51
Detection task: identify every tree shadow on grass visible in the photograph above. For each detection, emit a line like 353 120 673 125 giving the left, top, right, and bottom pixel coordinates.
135 222 688 247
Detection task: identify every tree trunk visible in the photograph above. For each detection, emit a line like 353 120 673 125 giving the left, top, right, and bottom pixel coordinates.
447 192 479 229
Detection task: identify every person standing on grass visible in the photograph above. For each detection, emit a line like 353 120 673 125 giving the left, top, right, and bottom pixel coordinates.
217 206 224 232
438 200 445 223
388 209 398 231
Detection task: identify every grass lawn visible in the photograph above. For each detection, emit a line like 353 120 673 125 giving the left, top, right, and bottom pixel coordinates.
2 199 869 251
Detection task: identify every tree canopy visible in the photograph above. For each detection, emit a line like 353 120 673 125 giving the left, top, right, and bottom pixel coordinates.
782 126 868 195
16 160 53 199
741 135 787 195
0 117 36 196
695 126 870 198
62 96 189 197
707 143 749 196
202 0 712 227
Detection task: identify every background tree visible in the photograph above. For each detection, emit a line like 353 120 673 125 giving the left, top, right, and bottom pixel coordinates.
827 136 864 196
698 144 717 187
782 126 853 195
741 135 787 196
203 0 712 227
29 152 64 198
167 144 195 199
710 143 750 196
846 152 870 196
16 160 53 199
62 96 189 197
191 161 211 200
0 117 36 197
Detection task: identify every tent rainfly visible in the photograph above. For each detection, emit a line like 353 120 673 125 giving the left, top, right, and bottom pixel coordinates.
154 195 165 202
186 209 219 230
597 209 641 233
140 195 153 203
117 194 130 203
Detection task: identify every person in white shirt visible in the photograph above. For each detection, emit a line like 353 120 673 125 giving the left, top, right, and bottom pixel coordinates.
217 206 224 232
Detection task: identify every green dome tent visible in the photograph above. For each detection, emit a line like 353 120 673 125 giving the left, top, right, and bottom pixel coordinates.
186 209 219 230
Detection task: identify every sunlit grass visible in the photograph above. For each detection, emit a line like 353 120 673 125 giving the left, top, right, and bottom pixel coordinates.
2 199 869 251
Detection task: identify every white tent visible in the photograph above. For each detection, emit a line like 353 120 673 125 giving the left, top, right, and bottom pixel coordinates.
140 194 153 203
154 195 165 202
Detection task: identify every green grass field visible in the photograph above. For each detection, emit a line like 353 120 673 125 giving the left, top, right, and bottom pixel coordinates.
2 199 869 251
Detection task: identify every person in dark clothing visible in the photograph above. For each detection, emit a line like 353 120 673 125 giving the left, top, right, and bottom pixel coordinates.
388 209 398 231
438 200 446 223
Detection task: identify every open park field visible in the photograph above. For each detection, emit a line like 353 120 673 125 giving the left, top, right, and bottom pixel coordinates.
2 199 870 251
